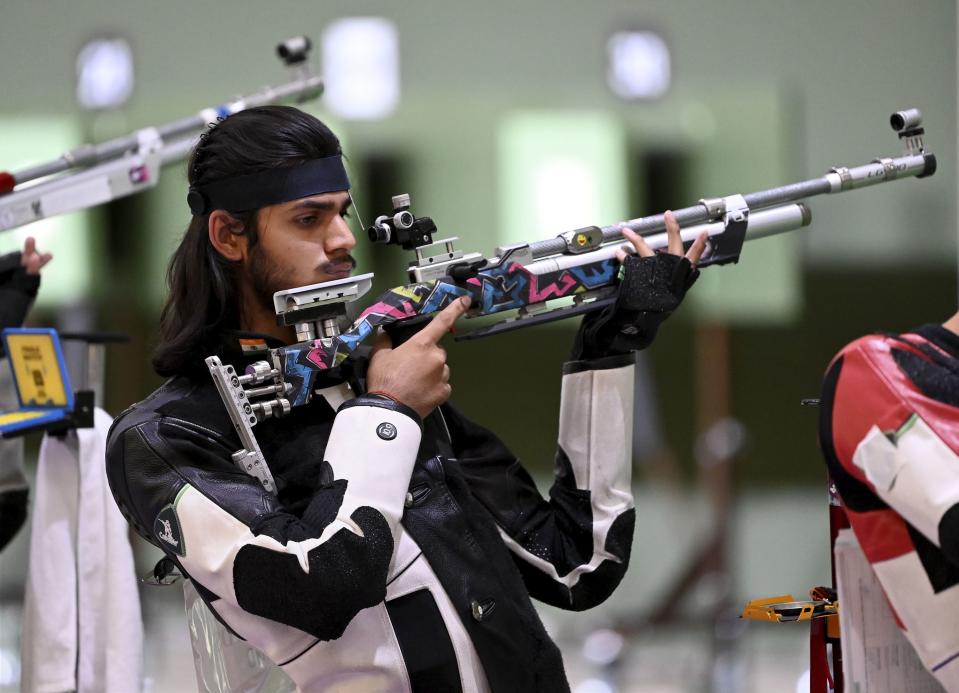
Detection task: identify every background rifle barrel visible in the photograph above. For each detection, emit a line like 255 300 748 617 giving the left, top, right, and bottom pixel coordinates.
9 75 324 187
527 151 933 260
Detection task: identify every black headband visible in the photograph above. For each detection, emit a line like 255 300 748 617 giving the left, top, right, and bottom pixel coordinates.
187 155 351 216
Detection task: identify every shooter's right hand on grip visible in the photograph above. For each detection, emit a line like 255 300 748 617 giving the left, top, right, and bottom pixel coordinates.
366 297 471 419
383 314 434 347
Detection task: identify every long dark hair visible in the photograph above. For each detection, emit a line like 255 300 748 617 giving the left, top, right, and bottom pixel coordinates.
152 106 342 377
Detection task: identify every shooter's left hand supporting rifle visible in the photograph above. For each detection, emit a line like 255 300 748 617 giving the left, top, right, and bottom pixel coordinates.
0 37 321 230
208 109 935 494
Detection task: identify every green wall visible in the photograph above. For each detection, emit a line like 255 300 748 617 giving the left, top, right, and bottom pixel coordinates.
0 1 955 485
1 0 954 264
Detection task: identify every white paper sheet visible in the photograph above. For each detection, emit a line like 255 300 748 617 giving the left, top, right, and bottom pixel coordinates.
835 528 944 693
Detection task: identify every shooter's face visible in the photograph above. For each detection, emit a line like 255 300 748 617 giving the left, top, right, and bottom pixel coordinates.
244 190 356 307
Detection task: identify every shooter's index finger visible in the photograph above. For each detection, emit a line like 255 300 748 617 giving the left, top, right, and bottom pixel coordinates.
686 231 709 267
621 228 655 258
418 296 472 344
664 210 683 256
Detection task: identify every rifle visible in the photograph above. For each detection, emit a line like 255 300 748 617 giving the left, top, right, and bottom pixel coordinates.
0 37 321 231
207 108 936 493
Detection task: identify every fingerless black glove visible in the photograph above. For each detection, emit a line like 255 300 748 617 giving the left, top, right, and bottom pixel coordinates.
571 253 699 360
0 252 40 356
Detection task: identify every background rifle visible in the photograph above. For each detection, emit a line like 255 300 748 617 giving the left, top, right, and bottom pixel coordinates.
0 36 321 232
206 109 935 493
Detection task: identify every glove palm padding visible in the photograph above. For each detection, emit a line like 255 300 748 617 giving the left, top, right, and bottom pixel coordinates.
572 253 699 360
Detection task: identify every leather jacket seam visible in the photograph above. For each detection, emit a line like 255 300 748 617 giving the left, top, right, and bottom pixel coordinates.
161 418 238 458
128 417 265 530
123 420 194 539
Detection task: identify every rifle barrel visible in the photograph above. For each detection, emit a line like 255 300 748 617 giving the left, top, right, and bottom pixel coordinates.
524 203 811 275
528 150 934 260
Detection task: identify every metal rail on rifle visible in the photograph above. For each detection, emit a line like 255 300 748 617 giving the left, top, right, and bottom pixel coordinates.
0 36 322 233
207 108 935 491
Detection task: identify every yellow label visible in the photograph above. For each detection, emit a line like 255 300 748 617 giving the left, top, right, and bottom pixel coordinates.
5 333 68 406
0 410 47 425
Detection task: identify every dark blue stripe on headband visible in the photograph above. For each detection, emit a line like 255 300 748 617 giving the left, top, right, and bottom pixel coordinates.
187 155 351 215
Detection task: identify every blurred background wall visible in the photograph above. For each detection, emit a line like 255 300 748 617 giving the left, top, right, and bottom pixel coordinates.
0 0 953 483
0 1 955 691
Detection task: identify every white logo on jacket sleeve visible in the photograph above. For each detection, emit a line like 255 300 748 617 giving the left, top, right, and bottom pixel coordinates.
154 505 186 556
377 422 398 440
158 519 177 546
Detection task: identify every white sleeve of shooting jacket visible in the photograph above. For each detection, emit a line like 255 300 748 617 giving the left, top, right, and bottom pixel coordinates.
164 397 422 648
500 354 635 588
322 398 423 540
853 414 959 550
558 357 635 528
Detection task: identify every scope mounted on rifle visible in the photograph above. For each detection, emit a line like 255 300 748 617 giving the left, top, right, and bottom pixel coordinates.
889 108 928 159
276 36 312 66
367 193 438 250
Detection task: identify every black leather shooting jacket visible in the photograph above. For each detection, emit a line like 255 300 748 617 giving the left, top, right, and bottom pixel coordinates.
106 332 637 692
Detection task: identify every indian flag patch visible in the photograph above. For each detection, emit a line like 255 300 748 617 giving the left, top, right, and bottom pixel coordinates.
239 338 269 354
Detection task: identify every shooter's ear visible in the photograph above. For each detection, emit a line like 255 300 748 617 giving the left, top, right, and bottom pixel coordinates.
208 210 248 262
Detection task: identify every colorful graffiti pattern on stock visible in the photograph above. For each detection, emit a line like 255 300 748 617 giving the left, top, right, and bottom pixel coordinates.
279 255 619 406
